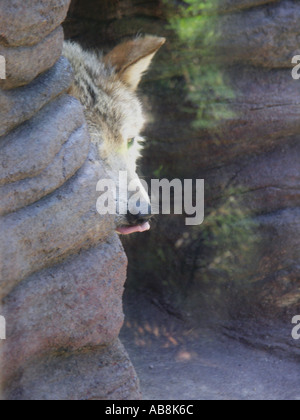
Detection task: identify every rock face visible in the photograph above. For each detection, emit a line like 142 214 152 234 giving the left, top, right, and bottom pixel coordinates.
65 0 300 357
0 0 141 400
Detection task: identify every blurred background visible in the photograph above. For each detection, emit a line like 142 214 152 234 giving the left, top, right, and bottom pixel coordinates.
64 0 300 399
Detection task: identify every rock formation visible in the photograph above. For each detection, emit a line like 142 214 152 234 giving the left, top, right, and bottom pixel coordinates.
0 0 141 400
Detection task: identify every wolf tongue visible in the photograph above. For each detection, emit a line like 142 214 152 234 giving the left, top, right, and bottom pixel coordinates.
116 222 150 235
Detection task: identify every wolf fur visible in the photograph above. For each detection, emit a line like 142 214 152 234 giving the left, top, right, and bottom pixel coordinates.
63 36 165 232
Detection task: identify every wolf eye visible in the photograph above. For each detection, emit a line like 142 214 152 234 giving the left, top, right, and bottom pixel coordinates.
127 138 135 149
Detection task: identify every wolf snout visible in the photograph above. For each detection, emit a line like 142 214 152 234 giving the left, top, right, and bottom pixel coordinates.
126 205 152 226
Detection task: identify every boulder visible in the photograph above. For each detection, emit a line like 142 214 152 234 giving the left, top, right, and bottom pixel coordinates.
1 236 128 383
219 0 278 13
0 57 73 137
205 139 300 215
0 0 71 47
68 0 163 21
0 156 115 298
201 0 300 68
0 0 141 401
0 123 90 215
0 27 64 90
0 95 87 187
3 339 141 400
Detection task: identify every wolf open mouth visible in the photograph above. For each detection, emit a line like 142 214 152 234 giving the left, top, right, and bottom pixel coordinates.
116 222 151 235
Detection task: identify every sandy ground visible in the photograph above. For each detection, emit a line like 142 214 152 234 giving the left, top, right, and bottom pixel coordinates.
120 293 300 401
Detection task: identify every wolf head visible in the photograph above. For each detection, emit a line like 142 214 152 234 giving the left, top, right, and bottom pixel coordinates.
63 36 165 234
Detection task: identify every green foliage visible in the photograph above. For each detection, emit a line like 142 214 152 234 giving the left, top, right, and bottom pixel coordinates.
165 0 236 130
153 165 165 179
195 190 259 286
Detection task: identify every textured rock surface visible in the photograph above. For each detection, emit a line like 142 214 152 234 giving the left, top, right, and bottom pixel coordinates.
0 95 90 215
143 66 300 172
4 339 141 400
219 0 278 12
209 0 300 68
205 140 300 215
0 95 87 187
64 0 300 359
0 27 64 90
0 57 74 137
0 157 116 299
0 0 71 47
0 0 141 401
1 237 128 384
68 0 163 21
0 124 89 215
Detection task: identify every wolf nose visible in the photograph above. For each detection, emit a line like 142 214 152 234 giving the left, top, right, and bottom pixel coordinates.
127 205 152 226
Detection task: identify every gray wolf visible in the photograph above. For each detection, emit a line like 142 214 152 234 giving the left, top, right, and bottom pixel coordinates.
63 36 165 235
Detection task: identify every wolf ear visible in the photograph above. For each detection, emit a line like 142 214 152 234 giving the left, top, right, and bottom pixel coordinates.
105 35 166 90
